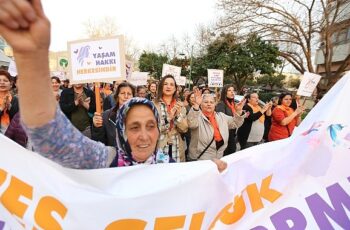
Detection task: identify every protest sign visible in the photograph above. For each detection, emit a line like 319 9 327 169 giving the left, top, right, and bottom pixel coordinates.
128 72 148 86
208 69 224 87
297 72 322 97
175 76 186 86
68 36 126 84
162 64 181 78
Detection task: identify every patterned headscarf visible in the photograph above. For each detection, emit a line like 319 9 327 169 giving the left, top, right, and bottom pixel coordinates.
114 97 170 166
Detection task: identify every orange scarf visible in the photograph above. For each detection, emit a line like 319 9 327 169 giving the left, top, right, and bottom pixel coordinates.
163 97 177 130
225 100 235 115
276 105 294 117
0 93 12 130
248 103 265 123
202 111 223 142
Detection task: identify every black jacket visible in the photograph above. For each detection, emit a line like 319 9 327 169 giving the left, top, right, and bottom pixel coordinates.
59 87 96 120
237 104 264 148
91 108 117 147
215 101 237 155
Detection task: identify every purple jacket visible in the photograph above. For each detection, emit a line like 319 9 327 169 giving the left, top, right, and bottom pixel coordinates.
5 112 28 147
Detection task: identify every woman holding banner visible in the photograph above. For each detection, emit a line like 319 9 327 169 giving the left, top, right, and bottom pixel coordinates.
153 75 188 162
268 93 304 141
0 0 227 171
187 89 245 161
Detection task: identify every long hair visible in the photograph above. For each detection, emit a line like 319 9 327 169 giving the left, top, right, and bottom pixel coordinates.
220 84 235 103
155 74 178 102
186 91 195 106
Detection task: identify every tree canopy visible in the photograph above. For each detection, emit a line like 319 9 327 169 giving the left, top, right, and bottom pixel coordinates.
193 33 281 91
138 52 169 79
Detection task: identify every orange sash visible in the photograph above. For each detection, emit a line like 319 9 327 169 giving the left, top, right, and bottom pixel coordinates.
0 93 12 129
225 100 235 115
203 111 223 142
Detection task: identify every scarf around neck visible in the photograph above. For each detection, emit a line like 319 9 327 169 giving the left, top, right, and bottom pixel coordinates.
277 105 294 117
0 93 12 131
202 111 223 142
225 98 235 115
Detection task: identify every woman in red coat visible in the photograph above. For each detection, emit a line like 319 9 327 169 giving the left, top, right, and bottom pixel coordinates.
268 93 304 141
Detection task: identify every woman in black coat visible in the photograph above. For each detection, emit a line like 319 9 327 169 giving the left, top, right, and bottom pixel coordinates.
215 84 241 155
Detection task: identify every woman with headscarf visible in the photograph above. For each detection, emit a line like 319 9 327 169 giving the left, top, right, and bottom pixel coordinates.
0 70 19 134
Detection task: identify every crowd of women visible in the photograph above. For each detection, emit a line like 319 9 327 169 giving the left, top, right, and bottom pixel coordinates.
0 0 305 172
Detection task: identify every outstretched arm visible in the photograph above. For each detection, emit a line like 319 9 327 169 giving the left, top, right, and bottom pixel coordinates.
0 0 55 128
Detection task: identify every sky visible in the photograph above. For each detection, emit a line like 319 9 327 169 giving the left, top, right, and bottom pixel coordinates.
42 0 218 52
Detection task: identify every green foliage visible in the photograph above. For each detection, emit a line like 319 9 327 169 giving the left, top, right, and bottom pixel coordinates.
258 92 278 103
257 74 285 90
288 78 301 88
138 51 169 79
193 33 281 92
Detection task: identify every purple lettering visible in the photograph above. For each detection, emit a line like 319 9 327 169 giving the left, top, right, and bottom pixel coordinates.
250 226 268 230
270 207 307 229
306 182 350 228
0 220 4 230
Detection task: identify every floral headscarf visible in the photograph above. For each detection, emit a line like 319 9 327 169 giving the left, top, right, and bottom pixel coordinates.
113 97 170 166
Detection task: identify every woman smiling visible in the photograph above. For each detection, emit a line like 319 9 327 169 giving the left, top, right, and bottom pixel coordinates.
0 70 19 134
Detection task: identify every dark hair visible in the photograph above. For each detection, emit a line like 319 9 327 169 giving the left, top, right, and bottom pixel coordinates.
51 76 61 84
186 91 195 105
0 70 12 82
113 82 136 110
136 85 146 93
278 92 293 105
148 81 157 91
156 75 178 102
220 84 235 103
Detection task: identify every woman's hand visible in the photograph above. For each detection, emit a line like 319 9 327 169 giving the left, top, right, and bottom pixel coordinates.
93 112 103 128
0 0 50 54
235 98 246 115
193 88 202 110
295 105 305 115
212 158 227 173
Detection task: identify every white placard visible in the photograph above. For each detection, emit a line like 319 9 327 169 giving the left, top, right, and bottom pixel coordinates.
68 36 126 84
8 59 17 77
128 72 148 86
162 64 181 78
208 69 224 87
125 60 133 80
51 71 66 81
175 76 186 86
297 72 322 97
